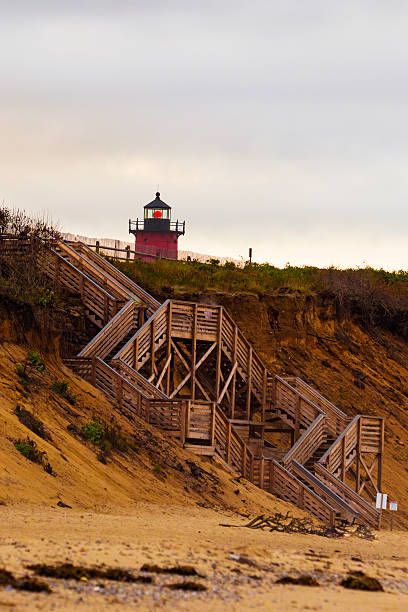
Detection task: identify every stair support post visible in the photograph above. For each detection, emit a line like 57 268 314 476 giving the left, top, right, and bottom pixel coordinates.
91 357 96 385
246 347 253 420
297 484 304 509
115 372 123 410
180 401 186 445
211 403 216 447
215 308 223 400
242 445 247 478
226 421 232 463
295 395 301 440
166 301 172 395
341 435 347 481
150 317 156 378
356 417 362 493
269 460 275 494
191 304 198 400
260 458 265 489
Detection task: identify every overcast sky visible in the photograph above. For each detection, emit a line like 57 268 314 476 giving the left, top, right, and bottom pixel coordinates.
1 1 408 268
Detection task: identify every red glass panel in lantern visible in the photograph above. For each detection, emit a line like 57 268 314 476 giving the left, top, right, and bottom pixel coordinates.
154 210 162 218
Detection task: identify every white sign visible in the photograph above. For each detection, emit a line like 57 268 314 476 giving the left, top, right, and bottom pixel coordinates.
376 493 388 509
390 501 398 511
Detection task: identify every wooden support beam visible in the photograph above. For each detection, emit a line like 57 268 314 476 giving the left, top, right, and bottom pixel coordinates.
262 367 267 423
230 325 238 418
378 418 385 492
191 304 198 399
356 417 362 493
166 301 172 395
171 340 212 401
341 436 346 481
156 352 172 390
360 455 379 493
211 403 216 447
180 401 186 445
169 342 216 398
134 336 139 370
218 368 231 404
218 362 237 404
150 317 156 378
246 346 253 420
215 308 223 400
226 421 232 463
295 395 301 440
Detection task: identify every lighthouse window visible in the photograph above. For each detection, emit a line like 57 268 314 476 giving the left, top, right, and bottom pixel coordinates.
145 208 170 220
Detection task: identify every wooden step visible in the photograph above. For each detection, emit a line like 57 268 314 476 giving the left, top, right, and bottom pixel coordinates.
183 444 215 456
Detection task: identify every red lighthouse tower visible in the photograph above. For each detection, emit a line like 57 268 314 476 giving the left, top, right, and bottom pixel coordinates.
128 192 185 261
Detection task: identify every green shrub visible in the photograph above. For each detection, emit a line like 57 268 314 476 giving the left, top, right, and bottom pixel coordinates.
81 421 105 445
14 437 54 475
16 351 45 381
51 380 76 405
36 288 57 307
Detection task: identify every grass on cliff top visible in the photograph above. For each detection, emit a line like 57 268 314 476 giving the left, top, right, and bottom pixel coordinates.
111 257 408 335
112 256 408 297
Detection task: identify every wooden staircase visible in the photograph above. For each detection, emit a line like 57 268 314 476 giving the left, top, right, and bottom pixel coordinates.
0 235 385 528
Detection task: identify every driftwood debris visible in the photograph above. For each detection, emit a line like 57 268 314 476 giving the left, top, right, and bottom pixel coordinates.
220 513 375 540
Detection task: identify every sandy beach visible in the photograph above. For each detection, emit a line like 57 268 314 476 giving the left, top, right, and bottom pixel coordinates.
0 503 407 611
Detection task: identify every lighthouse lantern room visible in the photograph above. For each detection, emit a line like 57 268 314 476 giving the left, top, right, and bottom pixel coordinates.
129 192 185 261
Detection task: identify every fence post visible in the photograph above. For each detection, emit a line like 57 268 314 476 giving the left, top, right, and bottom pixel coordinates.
211 403 216 447
260 458 265 489
271 377 277 411
341 435 346 481
116 373 123 410
180 402 186 445
96 240 100 254
269 460 275 493
185 401 191 439
297 484 305 509
295 395 301 439
226 421 231 463
242 445 247 478
91 357 96 385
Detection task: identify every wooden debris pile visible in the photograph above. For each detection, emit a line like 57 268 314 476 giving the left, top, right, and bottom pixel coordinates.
220 513 375 540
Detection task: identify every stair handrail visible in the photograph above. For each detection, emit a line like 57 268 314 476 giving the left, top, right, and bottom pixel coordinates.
255 457 337 527
113 299 171 363
221 307 269 399
68 241 160 315
111 359 168 399
284 376 349 436
274 376 325 429
290 460 360 521
78 300 137 359
319 415 360 472
56 241 137 303
314 463 380 527
46 247 124 324
282 413 326 468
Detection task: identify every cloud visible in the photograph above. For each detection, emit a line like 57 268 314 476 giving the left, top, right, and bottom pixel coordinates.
0 1 408 268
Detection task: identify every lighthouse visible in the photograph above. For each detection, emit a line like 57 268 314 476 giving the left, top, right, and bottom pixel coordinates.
128 192 185 261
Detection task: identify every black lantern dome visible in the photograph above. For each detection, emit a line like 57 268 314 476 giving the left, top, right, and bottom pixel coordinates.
143 192 171 230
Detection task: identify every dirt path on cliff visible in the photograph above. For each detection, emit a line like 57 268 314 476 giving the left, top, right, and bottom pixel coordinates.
0 504 407 611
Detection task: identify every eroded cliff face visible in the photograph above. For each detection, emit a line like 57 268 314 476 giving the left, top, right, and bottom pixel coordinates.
0 297 97 359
